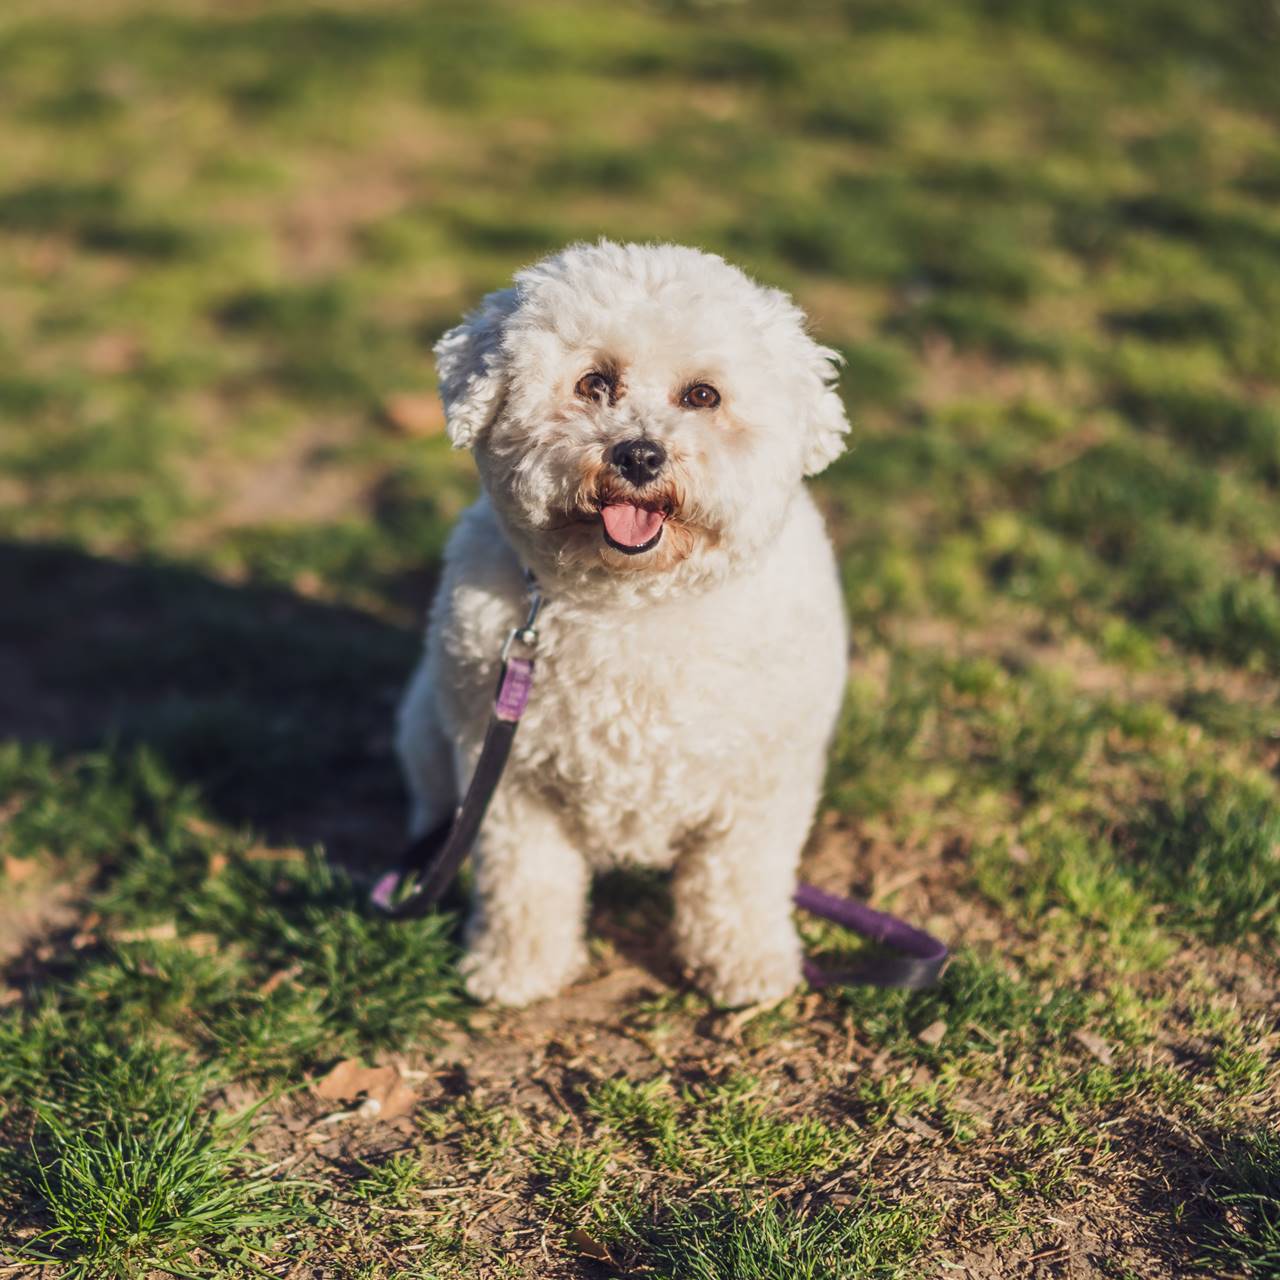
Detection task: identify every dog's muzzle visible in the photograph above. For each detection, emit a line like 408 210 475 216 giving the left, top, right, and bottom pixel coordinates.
596 437 670 554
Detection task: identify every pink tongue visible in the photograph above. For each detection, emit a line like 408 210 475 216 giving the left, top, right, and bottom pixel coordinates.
600 503 664 548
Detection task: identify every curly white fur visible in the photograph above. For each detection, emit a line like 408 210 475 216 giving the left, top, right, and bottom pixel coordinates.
395 241 850 1007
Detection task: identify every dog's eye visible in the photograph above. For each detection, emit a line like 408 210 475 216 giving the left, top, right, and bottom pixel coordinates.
682 383 720 410
575 372 612 403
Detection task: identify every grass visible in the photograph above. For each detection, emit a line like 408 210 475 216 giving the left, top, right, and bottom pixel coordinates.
836 950 1093 1065
0 1039 303 1278
617 1194 934 1280
0 746 465 1087
20 1092 295 1279
584 1073 852 1182
1 0 1278 1274
1201 1127 1280 1278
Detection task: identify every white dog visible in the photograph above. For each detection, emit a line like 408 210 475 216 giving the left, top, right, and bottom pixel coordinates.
395 241 850 1007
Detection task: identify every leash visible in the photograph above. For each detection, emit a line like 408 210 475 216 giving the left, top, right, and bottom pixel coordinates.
371 577 947 992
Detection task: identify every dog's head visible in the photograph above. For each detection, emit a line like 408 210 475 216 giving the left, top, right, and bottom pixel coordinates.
435 241 849 592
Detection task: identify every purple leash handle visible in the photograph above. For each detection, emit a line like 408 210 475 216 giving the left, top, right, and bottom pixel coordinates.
794 882 948 991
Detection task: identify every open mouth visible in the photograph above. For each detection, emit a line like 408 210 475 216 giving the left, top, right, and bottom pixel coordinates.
599 500 668 555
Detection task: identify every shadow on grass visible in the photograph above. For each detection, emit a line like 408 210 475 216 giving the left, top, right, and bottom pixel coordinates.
1127 1115 1280 1279
0 541 695 1000
0 539 423 866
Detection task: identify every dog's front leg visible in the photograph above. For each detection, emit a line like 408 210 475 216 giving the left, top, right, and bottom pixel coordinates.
460 788 589 1006
672 794 814 1008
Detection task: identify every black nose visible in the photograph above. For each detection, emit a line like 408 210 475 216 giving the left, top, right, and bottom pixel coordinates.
610 438 666 487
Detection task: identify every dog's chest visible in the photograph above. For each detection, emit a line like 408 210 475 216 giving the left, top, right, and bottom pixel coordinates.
510 612 758 867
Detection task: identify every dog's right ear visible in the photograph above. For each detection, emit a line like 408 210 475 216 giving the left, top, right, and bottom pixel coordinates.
433 288 519 450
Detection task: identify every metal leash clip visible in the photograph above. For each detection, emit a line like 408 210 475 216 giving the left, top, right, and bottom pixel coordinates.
499 572 543 663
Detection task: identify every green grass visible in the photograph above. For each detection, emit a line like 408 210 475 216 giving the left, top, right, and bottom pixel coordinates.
1 746 465 1081
351 1152 434 1210
836 951 1093 1065
1201 1128 1280 1278
2 1045 302 1279
584 1074 851 1180
21 1100 292 1279
2 0 1279 1273
618 1193 934 1280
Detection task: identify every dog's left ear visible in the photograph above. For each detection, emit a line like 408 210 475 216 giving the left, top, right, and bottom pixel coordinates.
433 287 519 450
800 339 851 477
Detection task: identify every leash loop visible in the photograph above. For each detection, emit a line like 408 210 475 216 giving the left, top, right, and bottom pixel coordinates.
794 882 948 990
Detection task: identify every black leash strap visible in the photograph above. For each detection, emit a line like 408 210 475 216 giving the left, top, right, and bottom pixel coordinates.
371 581 542 921
370 713 520 920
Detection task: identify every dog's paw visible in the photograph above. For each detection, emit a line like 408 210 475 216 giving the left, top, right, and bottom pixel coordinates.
699 946 802 1009
460 940 586 1007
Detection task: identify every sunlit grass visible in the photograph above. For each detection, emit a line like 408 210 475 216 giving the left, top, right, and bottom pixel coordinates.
1 0 1278 1273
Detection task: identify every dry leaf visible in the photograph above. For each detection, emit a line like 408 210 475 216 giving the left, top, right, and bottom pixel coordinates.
894 1111 942 1142
375 1080 418 1121
112 920 178 944
568 1227 612 1262
305 1121 345 1144
382 391 445 437
105 922 217 955
316 1059 384 1100
1071 1029 1114 1065
917 1018 948 1047
182 815 220 840
3 855 39 885
313 1058 418 1121
259 963 302 997
245 844 307 863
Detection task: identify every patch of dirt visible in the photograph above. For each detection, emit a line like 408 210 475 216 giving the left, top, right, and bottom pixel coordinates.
913 336 1094 411
233 944 1251 1278
209 106 464 279
175 415 377 546
890 606 1280 712
0 866 87 969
